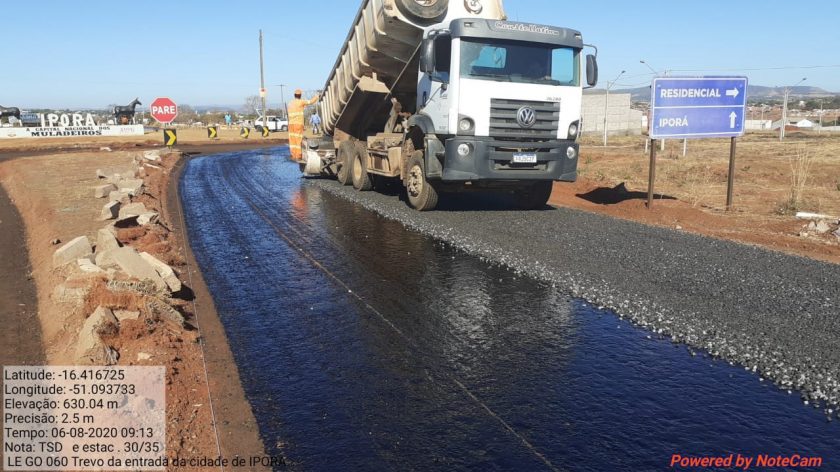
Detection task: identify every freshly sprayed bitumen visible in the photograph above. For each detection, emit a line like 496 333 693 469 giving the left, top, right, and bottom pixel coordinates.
309 178 840 415
181 149 839 469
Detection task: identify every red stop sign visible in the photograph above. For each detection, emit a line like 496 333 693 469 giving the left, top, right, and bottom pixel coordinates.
150 97 178 124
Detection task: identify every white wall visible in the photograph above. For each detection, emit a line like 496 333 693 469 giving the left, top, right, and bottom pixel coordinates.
581 93 643 136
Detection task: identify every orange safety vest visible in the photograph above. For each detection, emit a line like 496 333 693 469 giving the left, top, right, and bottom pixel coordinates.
287 95 319 160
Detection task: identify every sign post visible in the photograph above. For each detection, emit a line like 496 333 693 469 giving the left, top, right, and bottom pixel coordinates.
647 139 657 208
648 77 748 209
163 129 177 147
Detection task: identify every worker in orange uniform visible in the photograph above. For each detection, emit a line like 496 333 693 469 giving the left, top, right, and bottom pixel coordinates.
287 89 319 162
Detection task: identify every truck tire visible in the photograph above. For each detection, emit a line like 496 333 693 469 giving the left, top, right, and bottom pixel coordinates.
337 141 354 186
406 151 438 211
515 181 553 210
281 125 288 131
351 143 373 191
394 0 448 25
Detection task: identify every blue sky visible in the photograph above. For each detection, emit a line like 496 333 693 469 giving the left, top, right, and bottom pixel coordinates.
2 0 838 109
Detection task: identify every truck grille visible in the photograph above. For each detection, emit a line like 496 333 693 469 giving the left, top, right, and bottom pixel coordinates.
490 99 559 141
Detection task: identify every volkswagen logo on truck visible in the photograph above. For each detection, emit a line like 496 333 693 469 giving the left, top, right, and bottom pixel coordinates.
516 106 537 128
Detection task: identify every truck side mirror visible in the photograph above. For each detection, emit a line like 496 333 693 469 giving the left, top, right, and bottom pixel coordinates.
586 54 599 87
420 38 435 75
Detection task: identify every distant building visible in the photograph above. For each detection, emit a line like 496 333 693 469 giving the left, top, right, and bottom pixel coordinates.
745 119 773 130
771 118 815 130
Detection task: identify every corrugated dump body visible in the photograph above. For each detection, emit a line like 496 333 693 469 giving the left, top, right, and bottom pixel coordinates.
319 0 505 138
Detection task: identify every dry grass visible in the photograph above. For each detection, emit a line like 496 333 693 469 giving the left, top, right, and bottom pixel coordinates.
784 146 816 214
578 131 840 217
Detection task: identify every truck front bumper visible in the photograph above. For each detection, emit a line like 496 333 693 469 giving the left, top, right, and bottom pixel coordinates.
439 137 579 182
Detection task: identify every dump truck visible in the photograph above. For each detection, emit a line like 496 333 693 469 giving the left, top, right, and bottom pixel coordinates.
302 0 598 210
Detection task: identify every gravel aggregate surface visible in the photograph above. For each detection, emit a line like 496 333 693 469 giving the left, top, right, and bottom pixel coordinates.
309 179 840 415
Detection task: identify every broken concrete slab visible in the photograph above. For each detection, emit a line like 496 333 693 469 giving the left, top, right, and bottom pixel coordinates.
118 179 145 196
143 150 161 162
107 174 122 185
114 310 141 322
815 220 831 234
53 283 88 304
100 201 121 221
96 227 121 254
95 248 119 269
146 297 185 327
53 236 93 268
114 215 140 228
77 258 104 274
111 247 167 290
53 273 100 303
140 252 181 292
137 212 159 226
96 169 107 179
75 306 119 365
119 202 148 219
94 183 117 198
108 190 131 203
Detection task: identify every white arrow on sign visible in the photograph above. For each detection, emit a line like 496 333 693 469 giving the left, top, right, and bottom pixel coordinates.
726 88 740 98
729 111 737 129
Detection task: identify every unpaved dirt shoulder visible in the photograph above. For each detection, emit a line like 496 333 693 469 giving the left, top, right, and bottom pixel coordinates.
165 152 269 468
0 145 271 470
0 180 43 366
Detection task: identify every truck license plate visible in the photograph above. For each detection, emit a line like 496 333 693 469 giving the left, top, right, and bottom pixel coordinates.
512 153 538 164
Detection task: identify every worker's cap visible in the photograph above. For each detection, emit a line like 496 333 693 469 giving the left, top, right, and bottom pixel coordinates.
294 89 303 95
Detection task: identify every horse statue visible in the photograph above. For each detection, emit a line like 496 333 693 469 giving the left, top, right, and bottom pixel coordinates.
113 98 141 125
0 105 21 125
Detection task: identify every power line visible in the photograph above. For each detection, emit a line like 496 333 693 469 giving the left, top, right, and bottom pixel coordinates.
669 64 840 73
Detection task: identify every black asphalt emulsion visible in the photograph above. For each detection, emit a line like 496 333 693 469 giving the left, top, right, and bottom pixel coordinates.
180 147 839 470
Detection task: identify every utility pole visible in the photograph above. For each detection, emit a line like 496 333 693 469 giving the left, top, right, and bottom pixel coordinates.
603 70 625 146
781 77 806 141
259 30 267 124
278 84 287 120
640 59 668 151
818 99 824 134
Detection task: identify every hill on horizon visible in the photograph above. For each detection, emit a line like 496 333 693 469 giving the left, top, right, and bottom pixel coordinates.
587 84 838 102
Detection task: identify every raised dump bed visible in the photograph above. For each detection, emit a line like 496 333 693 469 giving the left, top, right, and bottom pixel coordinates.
320 0 505 137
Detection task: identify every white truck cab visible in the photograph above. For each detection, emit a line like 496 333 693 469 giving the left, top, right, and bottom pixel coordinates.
415 19 597 182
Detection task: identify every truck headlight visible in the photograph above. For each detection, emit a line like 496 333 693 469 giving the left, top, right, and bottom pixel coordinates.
458 115 475 135
568 121 580 141
457 143 472 157
566 146 577 160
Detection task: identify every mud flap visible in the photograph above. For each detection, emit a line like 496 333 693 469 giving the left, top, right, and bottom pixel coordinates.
424 137 444 180
303 150 322 176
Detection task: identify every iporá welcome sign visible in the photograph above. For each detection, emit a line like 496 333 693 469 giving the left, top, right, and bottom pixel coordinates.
38 112 98 127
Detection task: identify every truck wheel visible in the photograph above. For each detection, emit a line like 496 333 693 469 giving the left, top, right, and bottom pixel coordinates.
281 125 288 131
515 181 554 210
351 144 373 191
394 0 448 24
406 151 438 211
337 141 354 185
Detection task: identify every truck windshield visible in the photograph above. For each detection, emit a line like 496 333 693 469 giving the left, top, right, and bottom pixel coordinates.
460 39 580 86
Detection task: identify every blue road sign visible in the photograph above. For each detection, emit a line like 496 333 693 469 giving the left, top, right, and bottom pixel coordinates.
650 77 748 139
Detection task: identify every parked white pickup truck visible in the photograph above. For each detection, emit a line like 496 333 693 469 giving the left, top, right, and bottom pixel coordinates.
255 116 289 132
